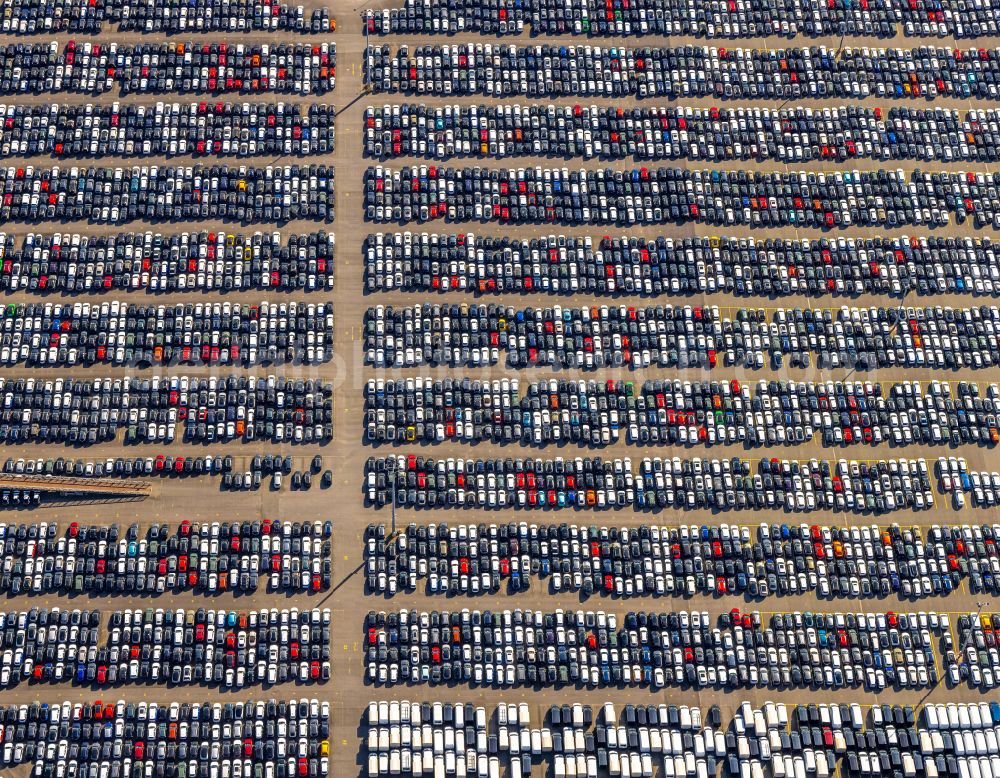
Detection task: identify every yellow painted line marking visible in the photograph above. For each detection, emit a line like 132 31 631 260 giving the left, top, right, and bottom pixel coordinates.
931 627 943 683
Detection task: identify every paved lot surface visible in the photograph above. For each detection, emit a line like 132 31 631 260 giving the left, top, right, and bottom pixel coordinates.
1 4 1000 777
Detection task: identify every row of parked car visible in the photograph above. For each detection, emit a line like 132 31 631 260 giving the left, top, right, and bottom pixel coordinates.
0 102 336 159
0 519 331 595
0 699 330 778
0 457 321 486
0 164 335 224
937 456 1000 508
364 377 1000 448
3 453 234 480
118 0 334 33
0 374 333 445
0 606 331 687
364 607 951 690
364 165 1000 228
366 44 1000 99
0 300 334 367
0 231 334 294
1 454 321 483
364 455 936 513
0 487 41 507
364 233 1000 298
364 303 1000 370
366 520 1000 598
0 607 99 685
955 613 1000 690
0 453 320 496
365 0 999 37
364 104 1000 162
0 41 335 95
1 0 334 33
363 700 1000 778
106 606 331 686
